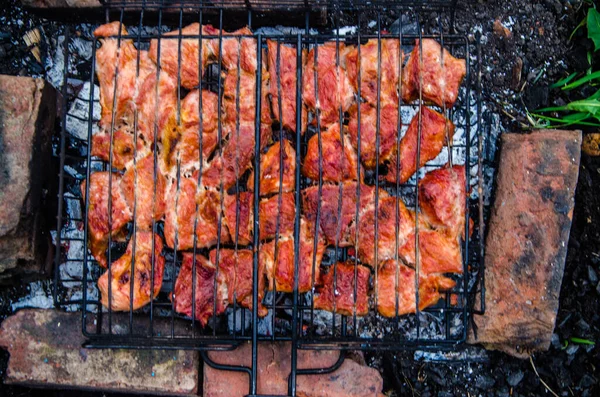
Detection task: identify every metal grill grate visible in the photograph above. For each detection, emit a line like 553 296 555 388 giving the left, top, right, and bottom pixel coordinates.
53 2 485 395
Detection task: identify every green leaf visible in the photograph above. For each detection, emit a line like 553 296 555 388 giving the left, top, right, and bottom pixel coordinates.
566 99 600 116
561 70 600 90
588 8 600 52
569 337 595 345
570 17 587 41
550 72 579 89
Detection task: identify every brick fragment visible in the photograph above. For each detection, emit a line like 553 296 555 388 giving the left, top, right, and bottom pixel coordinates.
470 129 582 358
204 342 384 397
0 309 199 395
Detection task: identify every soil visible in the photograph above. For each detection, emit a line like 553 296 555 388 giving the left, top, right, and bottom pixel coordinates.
0 0 599 396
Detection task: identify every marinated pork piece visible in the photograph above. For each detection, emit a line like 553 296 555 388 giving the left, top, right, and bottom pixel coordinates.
345 38 402 106
91 127 146 170
263 218 327 293
302 124 361 182
223 192 253 246
217 28 256 72
347 102 400 169
248 139 296 196
376 259 456 317
209 248 268 317
313 262 371 316
302 42 354 128
98 231 165 311
259 192 296 241
81 172 132 268
170 89 220 173
419 164 469 240
383 106 455 184
398 228 463 274
267 40 307 133
302 182 385 247
163 178 231 250
120 153 167 230
172 253 227 327
401 38 466 109
356 196 415 267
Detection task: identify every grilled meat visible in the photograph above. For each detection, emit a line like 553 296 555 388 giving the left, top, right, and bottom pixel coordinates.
91 127 146 171
313 262 370 316
173 253 227 327
402 38 466 109
398 228 463 274
98 231 165 311
302 124 361 182
81 172 132 268
376 259 456 317
383 106 454 184
223 192 254 246
248 139 296 196
302 42 354 128
259 192 296 241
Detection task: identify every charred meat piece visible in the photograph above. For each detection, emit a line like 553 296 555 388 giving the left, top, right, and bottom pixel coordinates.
356 196 414 267
263 218 327 293
302 182 384 247
149 23 219 89
209 248 268 317
302 42 354 128
248 139 296 196
223 192 253 246
383 107 454 184
98 231 165 311
267 40 307 133
376 259 456 317
120 154 167 230
302 124 361 182
171 89 220 173
401 39 466 109
259 192 295 241
91 127 147 171
347 102 399 169
173 253 227 327
419 164 468 240
81 172 132 268
345 38 402 106
94 23 155 129
163 178 230 250
398 228 463 274
313 262 370 316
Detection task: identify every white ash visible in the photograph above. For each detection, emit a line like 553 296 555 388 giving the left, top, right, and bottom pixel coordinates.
11 281 55 311
46 35 65 89
66 81 101 140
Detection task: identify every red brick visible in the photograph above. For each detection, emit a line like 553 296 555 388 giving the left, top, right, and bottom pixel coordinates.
204 342 384 397
470 129 582 358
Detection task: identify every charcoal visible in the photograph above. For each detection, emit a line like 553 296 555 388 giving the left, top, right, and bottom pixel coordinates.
587 266 598 285
506 370 524 387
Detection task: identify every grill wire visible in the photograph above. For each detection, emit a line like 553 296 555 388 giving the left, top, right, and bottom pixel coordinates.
53 1 485 395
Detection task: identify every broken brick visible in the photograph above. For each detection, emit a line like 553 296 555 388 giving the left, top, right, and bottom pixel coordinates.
470 129 582 358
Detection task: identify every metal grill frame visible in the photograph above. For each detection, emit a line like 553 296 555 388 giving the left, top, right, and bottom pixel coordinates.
53 2 485 395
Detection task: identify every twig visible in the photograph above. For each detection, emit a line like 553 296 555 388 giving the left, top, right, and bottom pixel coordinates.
530 356 560 397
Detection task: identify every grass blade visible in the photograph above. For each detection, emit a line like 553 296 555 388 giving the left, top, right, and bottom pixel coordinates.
562 70 600 90
550 72 579 89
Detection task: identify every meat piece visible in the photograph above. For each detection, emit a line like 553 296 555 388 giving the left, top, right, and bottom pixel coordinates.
302 182 385 247
223 192 253 246
149 23 219 89
267 40 307 133
248 139 296 196
313 263 370 317
376 259 456 317
91 127 146 170
209 248 268 317
302 42 354 128
419 165 468 240
398 229 463 274
171 90 220 173
259 192 295 241
173 253 227 327
401 39 466 109
81 172 132 268
347 102 399 169
302 124 361 182
223 68 272 127
263 218 327 293
345 39 402 106
356 196 414 267
217 28 257 72
163 178 230 250
98 231 165 311
383 106 454 184
120 154 167 230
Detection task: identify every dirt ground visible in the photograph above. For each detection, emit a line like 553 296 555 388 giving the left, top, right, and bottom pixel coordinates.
0 0 599 396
